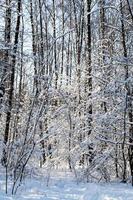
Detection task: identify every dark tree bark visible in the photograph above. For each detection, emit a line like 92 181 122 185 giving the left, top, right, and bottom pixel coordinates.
60 0 64 86
30 0 38 93
120 0 133 186
85 0 92 135
53 0 58 89
120 0 132 183
39 0 44 74
2 0 11 83
4 0 21 148
0 0 11 111
99 0 107 113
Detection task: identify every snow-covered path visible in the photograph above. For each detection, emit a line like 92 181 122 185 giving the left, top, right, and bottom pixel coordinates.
0 171 133 200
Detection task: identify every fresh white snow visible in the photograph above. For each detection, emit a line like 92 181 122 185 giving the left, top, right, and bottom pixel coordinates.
0 170 133 200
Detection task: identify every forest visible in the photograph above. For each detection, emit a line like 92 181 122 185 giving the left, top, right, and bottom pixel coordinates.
0 0 133 198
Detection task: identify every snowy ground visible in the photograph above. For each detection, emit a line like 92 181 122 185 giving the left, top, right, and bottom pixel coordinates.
0 170 133 200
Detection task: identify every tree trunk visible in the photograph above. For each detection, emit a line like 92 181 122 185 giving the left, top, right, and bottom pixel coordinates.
4 0 21 145
85 0 92 135
53 0 58 89
30 0 38 93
